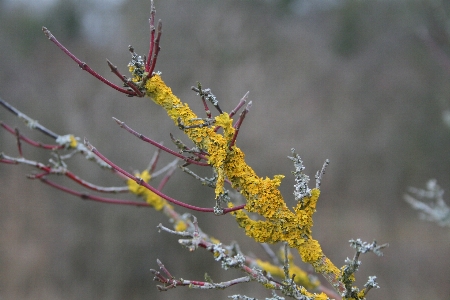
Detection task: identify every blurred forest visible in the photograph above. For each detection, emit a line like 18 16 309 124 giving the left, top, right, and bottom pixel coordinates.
1 0 450 299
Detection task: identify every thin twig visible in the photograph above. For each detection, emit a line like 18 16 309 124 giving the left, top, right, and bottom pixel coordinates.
84 138 245 214
1 121 64 150
113 117 210 166
229 101 252 150
0 97 59 139
42 27 136 96
229 91 249 119
40 178 152 207
106 59 144 97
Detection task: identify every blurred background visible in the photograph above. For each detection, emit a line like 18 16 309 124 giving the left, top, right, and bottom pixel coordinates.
1 0 450 299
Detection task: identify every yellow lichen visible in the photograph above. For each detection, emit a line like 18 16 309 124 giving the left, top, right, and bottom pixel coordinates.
127 170 151 195
174 220 187 232
144 73 342 295
69 135 78 148
127 170 167 211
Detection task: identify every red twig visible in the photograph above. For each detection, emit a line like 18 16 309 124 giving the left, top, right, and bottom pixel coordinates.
147 20 162 77
1 121 64 150
112 117 210 166
156 259 174 279
14 128 23 157
0 156 16 164
146 0 156 73
191 85 223 114
84 138 245 214
228 91 249 119
0 153 128 193
192 83 212 118
106 59 144 97
229 101 252 150
42 27 136 96
147 147 162 174
40 178 152 207
144 0 162 78
156 162 177 191
62 170 130 193
212 91 248 133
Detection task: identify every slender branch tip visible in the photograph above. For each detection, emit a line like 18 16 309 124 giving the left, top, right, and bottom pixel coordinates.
83 138 93 151
112 117 122 125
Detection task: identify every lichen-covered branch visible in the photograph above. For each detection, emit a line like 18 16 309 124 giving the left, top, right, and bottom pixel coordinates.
0 1 388 298
141 73 342 297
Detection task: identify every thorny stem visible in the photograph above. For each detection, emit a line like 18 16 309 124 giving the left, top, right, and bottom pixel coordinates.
112 117 210 166
42 27 136 96
84 138 245 214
